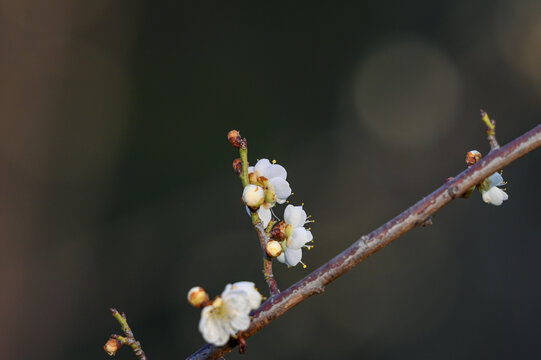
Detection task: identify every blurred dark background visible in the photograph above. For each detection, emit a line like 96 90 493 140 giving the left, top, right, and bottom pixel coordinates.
1 1 541 359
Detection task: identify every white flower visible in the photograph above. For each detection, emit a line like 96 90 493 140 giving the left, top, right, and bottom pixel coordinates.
198 282 262 346
276 204 313 267
480 172 508 206
248 159 292 226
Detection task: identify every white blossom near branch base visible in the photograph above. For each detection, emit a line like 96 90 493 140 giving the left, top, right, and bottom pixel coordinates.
479 172 508 206
276 205 313 267
198 282 262 346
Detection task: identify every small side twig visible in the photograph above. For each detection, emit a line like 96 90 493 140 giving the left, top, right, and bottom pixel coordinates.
481 109 500 151
104 308 147 360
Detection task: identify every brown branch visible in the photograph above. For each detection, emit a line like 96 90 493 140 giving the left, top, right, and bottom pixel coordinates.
187 123 541 360
253 220 280 296
105 308 147 360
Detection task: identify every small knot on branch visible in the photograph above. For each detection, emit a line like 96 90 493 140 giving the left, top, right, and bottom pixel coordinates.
416 216 433 227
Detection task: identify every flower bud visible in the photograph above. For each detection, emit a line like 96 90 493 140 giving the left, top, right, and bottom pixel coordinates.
227 130 241 146
227 130 246 148
104 338 120 356
466 150 482 167
266 240 282 258
242 184 265 208
232 158 243 176
187 286 209 308
270 221 286 240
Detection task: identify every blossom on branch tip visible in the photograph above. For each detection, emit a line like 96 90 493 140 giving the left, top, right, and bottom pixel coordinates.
479 172 508 206
274 204 313 268
198 282 262 346
248 159 292 227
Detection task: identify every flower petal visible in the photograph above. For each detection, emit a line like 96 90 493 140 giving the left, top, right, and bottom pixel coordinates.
270 177 292 203
488 172 505 187
199 307 229 346
230 313 251 332
223 291 251 315
289 227 312 249
230 282 262 310
258 207 272 227
276 252 286 263
284 205 306 228
264 163 287 180
254 159 271 176
482 187 508 206
284 248 302 267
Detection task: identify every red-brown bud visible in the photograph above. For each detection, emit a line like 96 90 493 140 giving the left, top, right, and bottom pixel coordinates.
228 130 246 148
270 221 287 240
232 158 243 176
466 150 482 167
104 338 121 356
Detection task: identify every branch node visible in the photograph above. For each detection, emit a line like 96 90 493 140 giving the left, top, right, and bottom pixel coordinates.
416 216 433 227
105 309 147 360
447 185 460 199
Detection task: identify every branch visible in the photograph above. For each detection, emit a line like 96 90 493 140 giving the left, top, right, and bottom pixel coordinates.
252 218 280 296
187 123 541 359
229 129 280 296
104 308 147 360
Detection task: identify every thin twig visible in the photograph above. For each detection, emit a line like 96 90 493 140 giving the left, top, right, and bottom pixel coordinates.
252 219 280 296
105 308 147 360
481 109 500 151
187 123 541 360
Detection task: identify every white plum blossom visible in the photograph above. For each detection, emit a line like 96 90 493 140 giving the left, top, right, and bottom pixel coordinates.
479 172 508 206
276 204 313 267
198 282 262 346
248 159 292 226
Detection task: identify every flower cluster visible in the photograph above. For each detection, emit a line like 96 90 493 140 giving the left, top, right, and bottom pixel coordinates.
242 159 292 227
479 172 508 206
269 204 314 267
465 150 509 206
188 282 262 346
241 159 314 267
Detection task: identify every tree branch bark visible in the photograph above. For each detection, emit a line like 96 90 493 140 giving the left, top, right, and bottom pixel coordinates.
187 123 541 360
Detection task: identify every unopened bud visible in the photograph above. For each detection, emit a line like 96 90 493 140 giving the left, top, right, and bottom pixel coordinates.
466 150 482 167
232 158 243 176
242 184 265 208
104 338 120 356
266 240 282 258
270 221 286 240
187 286 209 308
228 130 246 148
